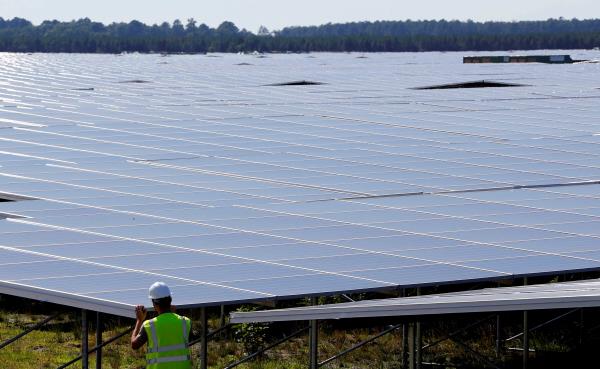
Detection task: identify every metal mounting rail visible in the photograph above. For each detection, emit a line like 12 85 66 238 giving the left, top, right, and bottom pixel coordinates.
336 180 600 202
224 326 309 369
422 315 496 350
56 327 133 369
0 313 61 350
505 308 580 342
319 323 403 367
187 323 232 348
451 337 502 369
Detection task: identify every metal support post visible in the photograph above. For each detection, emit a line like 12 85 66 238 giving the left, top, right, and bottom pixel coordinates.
309 319 319 369
82 310 89 369
415 322 421 369
496 314 501 357
200 307 208 369
579 309 584 345
309 297 319 369
408 323 415 369
415 288 422 369
400 289 407 369
402 322 408 369
523 278 528 369
220 305 226 330
96 312 102 369
523 311 529 369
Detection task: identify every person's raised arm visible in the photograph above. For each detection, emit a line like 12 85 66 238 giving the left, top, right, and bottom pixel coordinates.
131 305 147 350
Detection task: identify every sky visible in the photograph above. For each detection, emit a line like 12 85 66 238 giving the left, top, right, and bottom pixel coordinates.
1 0 599 32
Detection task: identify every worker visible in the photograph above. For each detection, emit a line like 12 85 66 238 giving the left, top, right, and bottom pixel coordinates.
131 282 192 369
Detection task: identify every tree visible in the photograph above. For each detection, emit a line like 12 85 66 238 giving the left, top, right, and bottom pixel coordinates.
217 21 239 35
0 17 599 53
172 19 185 35
186 18 197 32
257 26 270 36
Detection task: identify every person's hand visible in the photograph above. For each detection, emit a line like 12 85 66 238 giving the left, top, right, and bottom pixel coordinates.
135 305 147 321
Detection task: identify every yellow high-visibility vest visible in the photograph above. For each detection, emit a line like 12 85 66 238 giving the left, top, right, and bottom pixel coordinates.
143 313 192 369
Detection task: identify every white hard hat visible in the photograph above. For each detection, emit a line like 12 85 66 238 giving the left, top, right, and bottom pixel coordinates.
148 282 171 300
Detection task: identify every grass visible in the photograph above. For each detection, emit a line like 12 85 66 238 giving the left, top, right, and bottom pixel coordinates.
0 309 145 369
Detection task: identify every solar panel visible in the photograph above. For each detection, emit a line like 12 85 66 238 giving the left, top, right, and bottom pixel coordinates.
1 52 600 317
230 278 600 323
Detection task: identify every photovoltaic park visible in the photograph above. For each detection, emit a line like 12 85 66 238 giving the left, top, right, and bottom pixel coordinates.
1 50 600 368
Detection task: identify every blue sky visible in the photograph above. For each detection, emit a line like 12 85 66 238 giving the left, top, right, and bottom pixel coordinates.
1 0 598 32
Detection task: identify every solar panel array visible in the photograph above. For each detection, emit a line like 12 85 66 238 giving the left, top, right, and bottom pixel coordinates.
231 278 600 323
1 51 600 316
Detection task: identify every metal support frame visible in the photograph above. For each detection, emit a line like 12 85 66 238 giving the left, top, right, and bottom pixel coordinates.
310 319 319 369
220 305 226 331
422 315 500 368
309 297 319 369
82 310 88 369
400 288 408 369
408 323 415 369
224 327 309 369
188 324 231 347
579 308 584 345
318 323 403 367
402 323 408 369
341 294 355 303
422 315 495 351
505 308 580 343
56 327 134 369
0 313 60 350
523 310 529 369
199 307 208 369
495 315 501 357
415 288 422 369
416 321 422 369
523 278 528 369
451 337 502 369
95 312 102 369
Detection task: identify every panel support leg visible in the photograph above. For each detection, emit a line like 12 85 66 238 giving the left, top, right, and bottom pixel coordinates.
200 307 208 369
402 322 408 369
220 305 226 329
415 288 422 369
96 312 102 369
82 310 89 369
523 311 529 369
496 314 502 357
579 309 584 345
309 319 319 369
400 288 408 369
416 322 421 369
309 297 319 369
408 323 415 369
523 278 529 369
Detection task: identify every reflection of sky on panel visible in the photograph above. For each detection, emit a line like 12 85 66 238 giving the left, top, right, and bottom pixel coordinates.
1 52 600 314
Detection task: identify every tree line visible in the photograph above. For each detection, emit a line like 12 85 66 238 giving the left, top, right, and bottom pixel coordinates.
0 17 598 53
